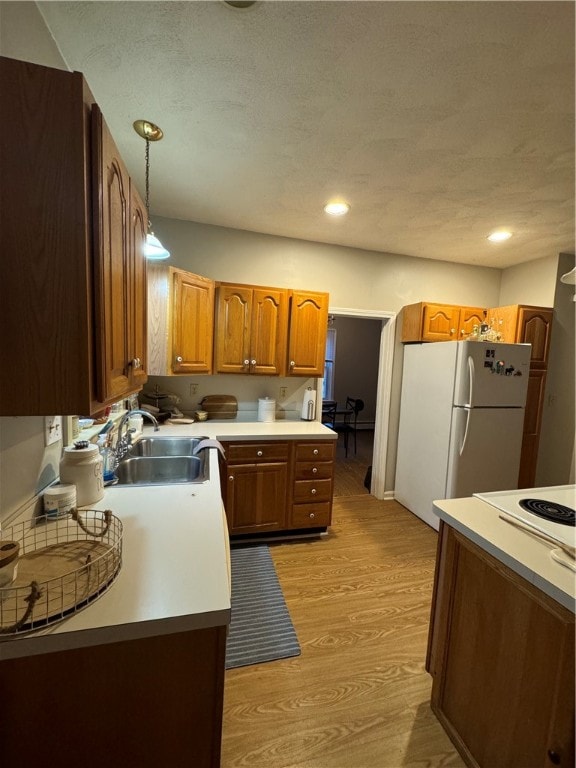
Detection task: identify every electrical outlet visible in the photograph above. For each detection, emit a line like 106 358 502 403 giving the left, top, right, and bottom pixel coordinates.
190 383 198 396
279 387 287 399
45 416 62 446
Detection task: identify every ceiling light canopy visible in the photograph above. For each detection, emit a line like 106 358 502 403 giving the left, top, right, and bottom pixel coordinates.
487 230 512 243
324 201 350 217
133 119 170 260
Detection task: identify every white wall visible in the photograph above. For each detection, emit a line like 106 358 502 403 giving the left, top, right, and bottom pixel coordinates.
499 255 559 307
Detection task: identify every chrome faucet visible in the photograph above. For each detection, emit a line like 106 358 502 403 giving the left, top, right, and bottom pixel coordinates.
114 409 160 461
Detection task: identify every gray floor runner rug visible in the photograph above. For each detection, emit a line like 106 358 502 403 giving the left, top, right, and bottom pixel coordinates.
225 544 301 670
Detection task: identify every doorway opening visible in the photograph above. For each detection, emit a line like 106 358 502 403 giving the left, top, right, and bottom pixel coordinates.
321 307 396 500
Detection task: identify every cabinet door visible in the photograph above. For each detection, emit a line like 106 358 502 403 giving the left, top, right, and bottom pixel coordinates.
518 307 553 368
459 306 485 338
92 107 131 402
225 462 288 534
287 290 329 376
518 368 547 488
129 184 148 390
421 304 460 342
250 288 288 375
214 285 252 374
171 269 215 374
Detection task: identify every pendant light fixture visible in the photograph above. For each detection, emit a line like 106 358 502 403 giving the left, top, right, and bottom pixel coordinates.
133 119 170 260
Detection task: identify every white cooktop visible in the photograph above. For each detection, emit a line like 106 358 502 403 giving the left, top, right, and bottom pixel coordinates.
474 485 576 548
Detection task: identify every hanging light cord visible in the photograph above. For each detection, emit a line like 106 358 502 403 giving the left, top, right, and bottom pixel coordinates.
144 138 152 232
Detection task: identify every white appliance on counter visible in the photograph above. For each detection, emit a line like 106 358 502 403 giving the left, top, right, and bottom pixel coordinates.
395 340 531 530
474 485 576 548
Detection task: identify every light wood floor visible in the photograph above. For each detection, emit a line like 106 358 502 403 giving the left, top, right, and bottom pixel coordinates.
333 429 374 497
221 496 465 768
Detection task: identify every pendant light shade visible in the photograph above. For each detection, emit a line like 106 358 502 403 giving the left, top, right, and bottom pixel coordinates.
133 119 170 260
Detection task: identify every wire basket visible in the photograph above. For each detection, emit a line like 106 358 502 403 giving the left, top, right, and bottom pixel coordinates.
0 509 123 637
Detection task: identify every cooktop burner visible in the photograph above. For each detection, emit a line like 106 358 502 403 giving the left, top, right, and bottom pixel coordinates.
519 498 576 526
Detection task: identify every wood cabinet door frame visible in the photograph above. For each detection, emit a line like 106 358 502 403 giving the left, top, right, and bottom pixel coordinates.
225 462 288 534
287 290 329 376
171 268 215 374
250 287 288 375
129 183 148 390
214 285 252 374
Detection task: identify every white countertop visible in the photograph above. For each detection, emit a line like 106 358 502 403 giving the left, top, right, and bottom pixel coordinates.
0 419 334 661
433 495 576 613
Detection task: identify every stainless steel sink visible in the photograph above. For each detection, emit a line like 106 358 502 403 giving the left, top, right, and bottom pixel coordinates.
114 455 208 486
127 436 209 457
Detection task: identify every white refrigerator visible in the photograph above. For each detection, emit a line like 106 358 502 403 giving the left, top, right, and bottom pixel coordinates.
394 340 531 530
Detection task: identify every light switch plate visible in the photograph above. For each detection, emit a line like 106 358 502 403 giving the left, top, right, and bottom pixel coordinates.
45 415 62 446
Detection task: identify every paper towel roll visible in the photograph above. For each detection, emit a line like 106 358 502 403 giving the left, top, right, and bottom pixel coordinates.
301 388 316 421
258 397 276 422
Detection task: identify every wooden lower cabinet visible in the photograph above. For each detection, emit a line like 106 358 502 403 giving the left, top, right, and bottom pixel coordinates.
0 626 227 768
427 523 575 768
221 439 335 536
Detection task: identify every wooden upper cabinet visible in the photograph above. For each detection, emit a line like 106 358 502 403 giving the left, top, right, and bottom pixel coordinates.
147 265 215 375
214 283 288 375
287 290 329 376
402 302 486 343
0 57 96 415
459 306 485 338
92 106 148 402
486 304 553 368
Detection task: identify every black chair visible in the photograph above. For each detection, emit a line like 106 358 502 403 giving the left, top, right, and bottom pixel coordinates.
321 400 337 429
343 397 364 455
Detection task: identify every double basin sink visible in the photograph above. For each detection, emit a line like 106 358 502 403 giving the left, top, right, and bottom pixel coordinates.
114 437 210 486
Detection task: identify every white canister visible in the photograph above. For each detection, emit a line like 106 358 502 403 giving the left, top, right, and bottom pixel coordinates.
59 443 104 507
257 397 276 422
43 483 77 517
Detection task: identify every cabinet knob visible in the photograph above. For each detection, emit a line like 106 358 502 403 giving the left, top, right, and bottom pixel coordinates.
313 449 319 455
450 328 456 335
311 488 317 495
243 359 250 366
312 467 318 473
309 512 315 519
228 475 234 482
176 356 183 363
251 359 256 365
460 329 465 336
257 450 263 457
548 751 561 765
290 360 295 367
131 358 139 368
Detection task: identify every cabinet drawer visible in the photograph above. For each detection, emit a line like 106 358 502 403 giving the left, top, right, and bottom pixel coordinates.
294 461 333 480
293 478 332 503
291 502 331 528
225 442 290 462
294 442 335 461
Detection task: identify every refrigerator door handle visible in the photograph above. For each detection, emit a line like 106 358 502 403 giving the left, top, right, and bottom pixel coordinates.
459 407 471 456
467 355 475 407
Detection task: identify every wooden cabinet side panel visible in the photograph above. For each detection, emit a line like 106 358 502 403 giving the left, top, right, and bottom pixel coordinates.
0 627 227 768
172 269 215 374
214 285 252 374
401 303 425 342
129 184 148 390
147 264 170 374
0 58 94 415
287 290 329 376
431 527 575 768
251 287 289 375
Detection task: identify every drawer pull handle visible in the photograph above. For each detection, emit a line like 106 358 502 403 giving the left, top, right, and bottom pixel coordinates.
311 488 317 495
309 512 315 519
257 450 263 457
312 467 318 473
313 449 319 455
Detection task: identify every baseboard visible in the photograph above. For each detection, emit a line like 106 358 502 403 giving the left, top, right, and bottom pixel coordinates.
383 490 395 500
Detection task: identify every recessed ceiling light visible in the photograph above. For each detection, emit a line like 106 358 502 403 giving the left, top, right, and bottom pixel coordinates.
324 201 350 216
487 230 512 243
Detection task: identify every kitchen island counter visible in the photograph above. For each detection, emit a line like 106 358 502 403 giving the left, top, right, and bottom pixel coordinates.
433 490 575 612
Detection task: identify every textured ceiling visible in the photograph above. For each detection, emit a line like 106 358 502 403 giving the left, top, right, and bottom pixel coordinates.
37 0 575 268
